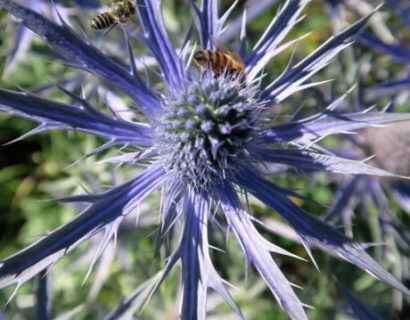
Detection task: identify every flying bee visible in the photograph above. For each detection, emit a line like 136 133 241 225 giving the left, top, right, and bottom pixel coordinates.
90 0 137 31
194 36 246 86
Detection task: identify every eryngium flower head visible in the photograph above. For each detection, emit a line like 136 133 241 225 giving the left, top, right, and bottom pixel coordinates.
0 0 409 319
157 74 261 187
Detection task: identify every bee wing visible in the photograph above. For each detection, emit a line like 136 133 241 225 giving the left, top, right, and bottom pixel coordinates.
127 22 143 38
210 35 245 68
103 22 118 36
210 35 231 54
230 52 246 68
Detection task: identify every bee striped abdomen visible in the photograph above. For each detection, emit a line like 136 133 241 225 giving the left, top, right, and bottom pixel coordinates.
210 51 222 74
90 12 116 30
194 49 246 86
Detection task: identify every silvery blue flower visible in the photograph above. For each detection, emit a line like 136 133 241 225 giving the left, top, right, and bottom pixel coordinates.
0 0 409 319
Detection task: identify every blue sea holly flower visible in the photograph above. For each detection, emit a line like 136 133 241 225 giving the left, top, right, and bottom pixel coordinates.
0 0 410 319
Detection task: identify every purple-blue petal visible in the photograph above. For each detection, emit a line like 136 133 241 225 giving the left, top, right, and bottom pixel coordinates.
0 88 153 145
323 176 362 223
245 0 307 70
392 181 410 215
35 271 51 320
189 0 220 49
338 283 382 320
218 183 308 320
177 188 243 319
179 189 208 320
105 274 160 320
137 0 186 89
366 76 410 101
357 32 410 65
4 24 33 75
236 168 410 295
0 166 166 290
0 0 161 117
254 148 405 178
260 11 373 103
259 111 410 145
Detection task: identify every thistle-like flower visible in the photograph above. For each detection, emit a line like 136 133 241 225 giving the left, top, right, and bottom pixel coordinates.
0 0 409 319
